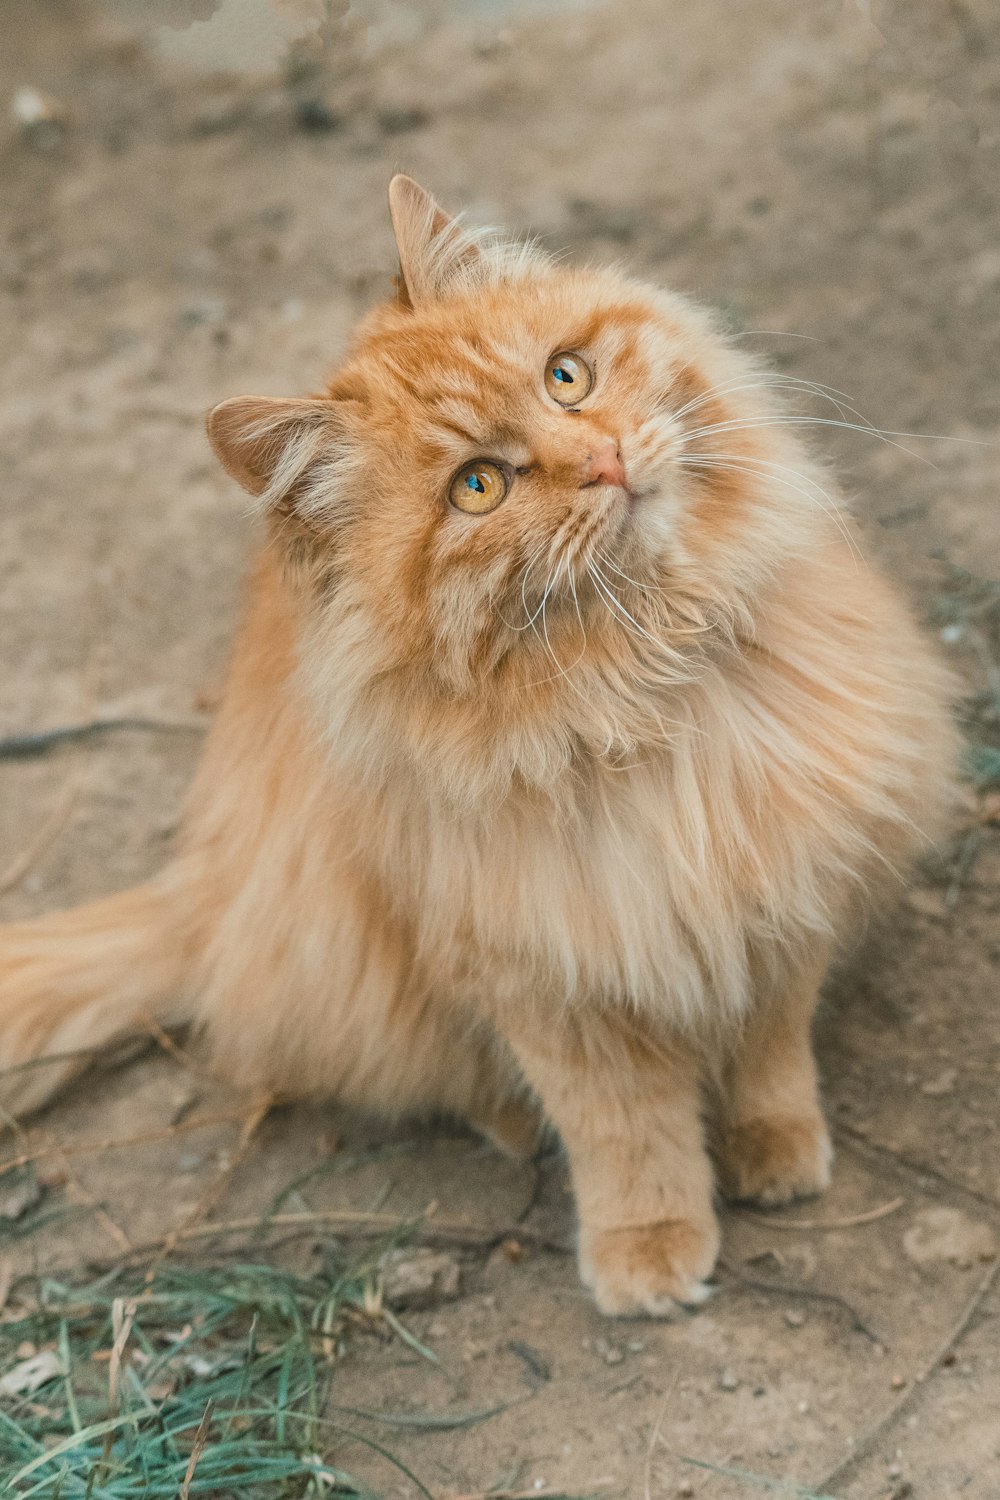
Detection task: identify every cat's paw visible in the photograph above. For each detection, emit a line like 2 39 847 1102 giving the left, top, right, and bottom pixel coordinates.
578 1216 720 1318
717 1113 833 1206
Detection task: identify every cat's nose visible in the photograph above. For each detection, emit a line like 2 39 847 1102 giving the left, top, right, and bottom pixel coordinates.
582 438 627 491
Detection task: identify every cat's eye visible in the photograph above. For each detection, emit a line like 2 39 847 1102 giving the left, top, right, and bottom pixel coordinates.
449 460 509 515
545 350 593 406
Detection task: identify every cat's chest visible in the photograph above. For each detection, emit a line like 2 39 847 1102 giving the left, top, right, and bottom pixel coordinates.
377 755 748 1009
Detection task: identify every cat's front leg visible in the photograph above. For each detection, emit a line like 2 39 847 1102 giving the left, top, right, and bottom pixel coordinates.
495 1003 719 1317
712 944 833 1206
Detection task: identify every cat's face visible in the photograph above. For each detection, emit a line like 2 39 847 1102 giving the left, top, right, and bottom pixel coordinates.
208 177 787 695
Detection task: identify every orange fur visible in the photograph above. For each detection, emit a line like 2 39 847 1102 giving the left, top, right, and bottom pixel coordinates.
0 177 957 1315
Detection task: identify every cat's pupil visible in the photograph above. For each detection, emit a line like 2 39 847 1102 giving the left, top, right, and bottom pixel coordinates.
554 367 573 383
468 473 486 493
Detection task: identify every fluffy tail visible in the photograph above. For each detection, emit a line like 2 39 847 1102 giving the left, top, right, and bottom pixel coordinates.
0 865 197 1118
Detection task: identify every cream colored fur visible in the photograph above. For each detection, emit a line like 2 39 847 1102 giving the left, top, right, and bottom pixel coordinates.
0 178 956 1315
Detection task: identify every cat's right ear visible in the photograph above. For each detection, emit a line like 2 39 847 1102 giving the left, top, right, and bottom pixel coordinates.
388 174 481 308
206 395 349 518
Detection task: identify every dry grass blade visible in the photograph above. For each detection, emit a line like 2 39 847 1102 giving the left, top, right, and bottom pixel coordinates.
0 770 83 898
107 1296 136 1413
107 1206 571 1267
736 1196 905 1231
0 1258 13 1313
179 1398 215 1500
0 1108 251 1180
150 1094 273 1270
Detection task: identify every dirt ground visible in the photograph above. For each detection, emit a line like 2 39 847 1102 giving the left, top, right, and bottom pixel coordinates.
2 1 999 1495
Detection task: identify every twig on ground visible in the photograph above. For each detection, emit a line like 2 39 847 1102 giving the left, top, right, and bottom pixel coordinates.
736 1196 904 1232
0 716 208 761
813 1250 1000 1493
150 1095 273 1269
0 1109 250 1180
57 1152 134 1255
141 1013 229 1087
718 1255 882 1344
87 1207 573 1272
836 1123 1000 1215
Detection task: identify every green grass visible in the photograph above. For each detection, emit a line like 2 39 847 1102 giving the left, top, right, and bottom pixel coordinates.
0 1236 461 1498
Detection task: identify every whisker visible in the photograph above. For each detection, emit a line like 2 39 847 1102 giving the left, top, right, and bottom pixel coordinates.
492 540 548 632
589 561 670 656
669 372 859 427
522 553 591 693
672 413 965 467
681 451 861 564
594 549 670 597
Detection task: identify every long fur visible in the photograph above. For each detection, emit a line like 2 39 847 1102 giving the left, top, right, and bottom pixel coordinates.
0 178 957 1315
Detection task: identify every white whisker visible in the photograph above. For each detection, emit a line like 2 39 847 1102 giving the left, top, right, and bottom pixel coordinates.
673 413 957 467
681 452 861 564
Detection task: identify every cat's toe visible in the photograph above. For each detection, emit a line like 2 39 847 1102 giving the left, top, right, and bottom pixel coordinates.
578 1217 720 1318
717 1113 833 1206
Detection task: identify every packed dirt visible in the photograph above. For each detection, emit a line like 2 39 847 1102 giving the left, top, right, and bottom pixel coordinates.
1 1 999 1495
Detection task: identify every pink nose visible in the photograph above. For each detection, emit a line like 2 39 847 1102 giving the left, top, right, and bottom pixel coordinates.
583 438 627 491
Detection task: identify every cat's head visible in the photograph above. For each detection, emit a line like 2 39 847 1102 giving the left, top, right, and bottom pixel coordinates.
207 178 826 789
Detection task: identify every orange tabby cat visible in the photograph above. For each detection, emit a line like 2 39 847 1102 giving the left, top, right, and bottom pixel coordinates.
0 177 955 1315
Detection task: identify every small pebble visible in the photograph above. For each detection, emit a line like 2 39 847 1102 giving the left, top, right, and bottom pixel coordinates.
11 86 68 148
719 1369 740 1391
891 1373 906 1390
797 1399 810 1413
784 1307 806 1327
594 1336 625 1365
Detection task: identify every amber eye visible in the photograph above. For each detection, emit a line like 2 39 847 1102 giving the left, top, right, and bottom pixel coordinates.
449 460 508 515
545 350 593 406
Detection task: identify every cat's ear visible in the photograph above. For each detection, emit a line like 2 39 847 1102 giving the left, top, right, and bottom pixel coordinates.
206 395 349 518
388 174 481 308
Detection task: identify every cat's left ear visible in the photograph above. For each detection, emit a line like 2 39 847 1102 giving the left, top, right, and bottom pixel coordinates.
388 174 481 308
206 395 351 520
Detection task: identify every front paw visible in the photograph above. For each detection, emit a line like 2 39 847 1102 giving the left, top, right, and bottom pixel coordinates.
717 1113 833 1206
578 1215 720 1318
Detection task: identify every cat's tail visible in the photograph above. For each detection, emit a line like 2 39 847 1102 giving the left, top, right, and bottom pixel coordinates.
0 862 199 1118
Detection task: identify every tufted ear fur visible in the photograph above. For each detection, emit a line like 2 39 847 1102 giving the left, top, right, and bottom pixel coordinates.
388 174 482 309
206 395 351 521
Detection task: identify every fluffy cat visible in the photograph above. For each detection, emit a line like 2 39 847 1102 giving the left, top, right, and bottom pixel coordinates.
0 177 956 1316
